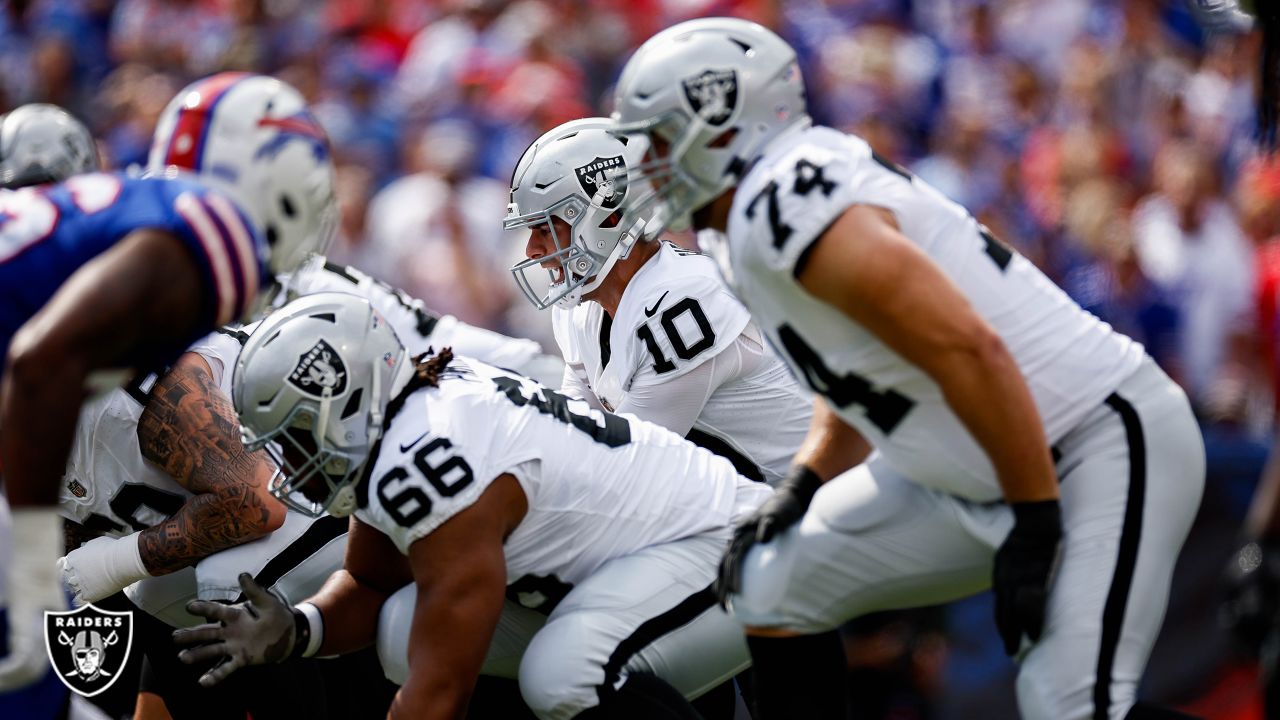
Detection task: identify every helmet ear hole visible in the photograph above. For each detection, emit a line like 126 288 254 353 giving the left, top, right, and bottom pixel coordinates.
266 225 280 246
280 195 297 219
598 209 623 229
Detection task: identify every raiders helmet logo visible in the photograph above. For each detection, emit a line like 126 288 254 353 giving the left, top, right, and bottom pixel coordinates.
574 156 628 209
44 604 134 697
681 69 739 126
287 339 348 397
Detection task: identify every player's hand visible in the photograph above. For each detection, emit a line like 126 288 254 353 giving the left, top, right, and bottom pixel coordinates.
1221 537 1280 653
58 531 150 607
172 573 297 687
715 465 823 608
993 499 1063 656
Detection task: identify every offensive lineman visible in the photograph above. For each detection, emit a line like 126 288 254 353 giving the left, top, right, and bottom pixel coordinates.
0 65 340 696
173 292 772 720
612 18 1205 720
506 117 810 484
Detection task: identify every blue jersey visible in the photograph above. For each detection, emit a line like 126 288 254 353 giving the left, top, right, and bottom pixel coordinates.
0 173 268 374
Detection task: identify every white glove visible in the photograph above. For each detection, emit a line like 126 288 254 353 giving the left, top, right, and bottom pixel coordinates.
0 507 64 691
58 530 151 607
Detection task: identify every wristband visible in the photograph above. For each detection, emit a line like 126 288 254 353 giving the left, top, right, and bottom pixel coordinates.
291 602 324 659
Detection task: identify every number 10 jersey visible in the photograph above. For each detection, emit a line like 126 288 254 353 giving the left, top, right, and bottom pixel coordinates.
358 357 764 606
720 125 1145 503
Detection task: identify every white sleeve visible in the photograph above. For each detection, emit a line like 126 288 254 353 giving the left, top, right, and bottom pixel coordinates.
615 327 765 436
559 363 605 412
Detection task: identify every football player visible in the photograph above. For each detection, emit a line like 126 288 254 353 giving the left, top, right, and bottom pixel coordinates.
612 18 1205 720
505 118 810 485
0 102 112 720
0 70 334 697
174 292 773 720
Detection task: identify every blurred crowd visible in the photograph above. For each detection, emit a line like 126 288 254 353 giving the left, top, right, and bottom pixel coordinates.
2 0 1276 716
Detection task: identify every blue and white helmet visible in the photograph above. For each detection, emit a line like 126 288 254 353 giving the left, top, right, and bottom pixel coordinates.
148 73 337 283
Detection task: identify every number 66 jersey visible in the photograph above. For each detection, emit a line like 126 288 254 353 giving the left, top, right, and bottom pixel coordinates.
718 126 1146 503
359 356 768 602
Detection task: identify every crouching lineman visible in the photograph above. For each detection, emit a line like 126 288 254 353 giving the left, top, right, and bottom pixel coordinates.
174 292 771 720
613 18 1206 720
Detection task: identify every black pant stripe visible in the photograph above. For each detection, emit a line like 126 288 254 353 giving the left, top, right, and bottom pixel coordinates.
234 515 349 602
596 584 717 704
1094 393 1147 720
685 428 766 483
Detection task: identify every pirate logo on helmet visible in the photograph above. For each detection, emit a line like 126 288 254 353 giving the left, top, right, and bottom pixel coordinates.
681 69 739 127
287 339 348 397
574 155 628 210
44 604 134 697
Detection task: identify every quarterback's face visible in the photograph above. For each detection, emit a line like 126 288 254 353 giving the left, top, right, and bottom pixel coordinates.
523 216 573 283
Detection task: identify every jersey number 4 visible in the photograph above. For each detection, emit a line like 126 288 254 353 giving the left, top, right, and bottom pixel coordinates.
777 325 915 435
376 438 475 527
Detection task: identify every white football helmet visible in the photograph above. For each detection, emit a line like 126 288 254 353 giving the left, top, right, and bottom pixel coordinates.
0 103 98 188
232 292 409 517
147 73 338 312
612 18 809 233
505 117 658 310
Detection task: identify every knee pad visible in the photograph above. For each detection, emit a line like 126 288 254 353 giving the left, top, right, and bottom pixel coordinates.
517 646 594 720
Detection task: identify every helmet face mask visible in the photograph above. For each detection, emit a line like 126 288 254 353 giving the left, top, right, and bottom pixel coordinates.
505 118 657 310
233 293 407 518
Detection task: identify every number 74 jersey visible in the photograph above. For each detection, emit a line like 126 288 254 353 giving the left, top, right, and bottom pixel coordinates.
720 126 1145 503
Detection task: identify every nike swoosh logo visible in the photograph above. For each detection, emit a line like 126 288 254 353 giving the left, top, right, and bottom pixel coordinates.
644 291 669 318
399 432 429 453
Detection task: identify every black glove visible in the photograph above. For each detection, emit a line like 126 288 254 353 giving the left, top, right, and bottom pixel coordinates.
993 499 1063 656
1222 537 1280 654
716 465 823 608
172 573 306 687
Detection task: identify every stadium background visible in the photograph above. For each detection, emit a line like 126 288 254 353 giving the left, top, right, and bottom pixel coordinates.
1 0 1274 717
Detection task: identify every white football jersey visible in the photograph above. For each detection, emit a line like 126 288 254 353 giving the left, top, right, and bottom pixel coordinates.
359 357 767 613
551 242 811 484
291 260 557 382
58 332 242 535
720 126 1145 502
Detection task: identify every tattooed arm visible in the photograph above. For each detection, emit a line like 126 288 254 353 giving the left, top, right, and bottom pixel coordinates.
134 352 286 575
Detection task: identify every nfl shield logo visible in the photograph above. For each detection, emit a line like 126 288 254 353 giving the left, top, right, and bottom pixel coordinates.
44 604 134 697
681 69 739 126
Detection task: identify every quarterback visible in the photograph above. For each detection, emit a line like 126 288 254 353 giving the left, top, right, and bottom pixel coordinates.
506 118 810 484
613 17 1205 720
174 292 771 720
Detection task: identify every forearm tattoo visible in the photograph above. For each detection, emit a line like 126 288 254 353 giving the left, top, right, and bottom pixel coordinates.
136 360 279 575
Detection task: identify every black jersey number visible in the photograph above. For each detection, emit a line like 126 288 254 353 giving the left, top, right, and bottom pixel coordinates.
83 483 188 534
377 437 476 527
636 297 717 375
746 158 840 251
492 376 631 448
777 324 915 435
